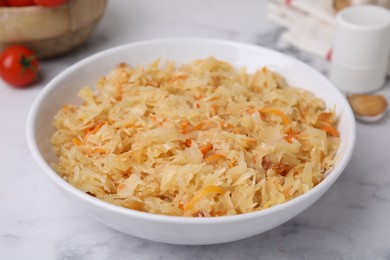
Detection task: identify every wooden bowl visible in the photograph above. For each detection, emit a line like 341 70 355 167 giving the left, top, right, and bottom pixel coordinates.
0 0 107 58
333 0 390 12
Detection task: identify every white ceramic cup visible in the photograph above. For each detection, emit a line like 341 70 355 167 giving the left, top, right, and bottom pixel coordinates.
330 5 390 93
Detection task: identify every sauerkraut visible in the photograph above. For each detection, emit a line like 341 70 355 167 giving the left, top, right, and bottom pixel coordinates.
51 57 340 217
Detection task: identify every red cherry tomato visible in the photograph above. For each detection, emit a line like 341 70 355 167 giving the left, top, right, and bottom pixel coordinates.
0 46 39 88
6 0 36 6
33 0 68 7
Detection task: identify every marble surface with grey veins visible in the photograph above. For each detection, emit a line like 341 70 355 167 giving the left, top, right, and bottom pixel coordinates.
1 1 390 259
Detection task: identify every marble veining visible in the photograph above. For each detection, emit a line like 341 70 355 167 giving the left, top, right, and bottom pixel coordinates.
1 0 390 259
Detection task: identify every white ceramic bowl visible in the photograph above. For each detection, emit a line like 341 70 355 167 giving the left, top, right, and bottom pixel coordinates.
27 39 356 245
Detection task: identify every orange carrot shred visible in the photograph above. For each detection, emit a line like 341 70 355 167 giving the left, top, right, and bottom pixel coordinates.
116 84 123 101
205 154 225 162
211 104 219 114
86 121 106 135
193 122 204 131
72 138 82 146
245 138 257 143
199 144 213 156
285 128 296 143
150 115 158 122
232 129 241 134
181 121 189 134
212 211 227 216
229 159 236 168
183 185 225 211
184 139 192 147
317 112 334 124
260 108 290 125
92 148 106 154
320 125 340 137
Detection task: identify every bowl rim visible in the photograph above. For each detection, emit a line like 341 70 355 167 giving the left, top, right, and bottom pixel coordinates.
26 38 356 224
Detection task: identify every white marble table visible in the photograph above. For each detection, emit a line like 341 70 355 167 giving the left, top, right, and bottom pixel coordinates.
1 1 390 259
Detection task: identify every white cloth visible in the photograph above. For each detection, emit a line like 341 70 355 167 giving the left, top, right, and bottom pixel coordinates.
268 0 390 75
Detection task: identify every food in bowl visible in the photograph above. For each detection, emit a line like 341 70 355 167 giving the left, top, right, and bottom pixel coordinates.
50 57 340 217
0 0 107 58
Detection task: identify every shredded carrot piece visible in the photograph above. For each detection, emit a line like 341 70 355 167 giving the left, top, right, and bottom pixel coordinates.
184 139 192 147
85 121 106 134
285 128 300 143
196 103 200 108
83 121 107 144
285 128 293 143
116 84 122 101
183 185 225 210
150 115 164 126
317 112 334 124
221 121 234 129
314 112 339 137
260 108 290 125
92 148 106 154
193 122 204 131
211 104 219 115
232 129 241 134
181 121 189 134
174 74 189 81
245 138 257 143
205 154 225 162
199 144 213 156
212 211 227 216
320 125 340 137
72 138 82 146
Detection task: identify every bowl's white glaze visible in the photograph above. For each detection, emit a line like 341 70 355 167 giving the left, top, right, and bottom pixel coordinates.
27 39 356 245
